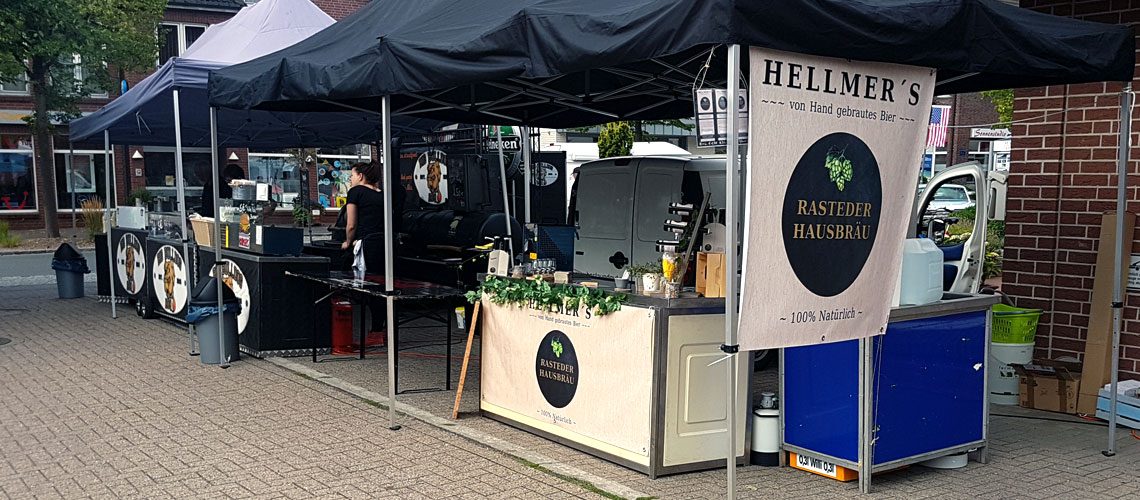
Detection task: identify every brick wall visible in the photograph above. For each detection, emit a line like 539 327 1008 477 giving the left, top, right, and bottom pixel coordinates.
1006 0 1140 380
313 0 368 20
935 93 1001 165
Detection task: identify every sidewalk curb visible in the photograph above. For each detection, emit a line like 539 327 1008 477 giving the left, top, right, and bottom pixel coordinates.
267 357 651 500
0 247 96 256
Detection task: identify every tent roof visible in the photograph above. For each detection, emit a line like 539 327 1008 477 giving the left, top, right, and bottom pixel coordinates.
207 0 1135 128
69 0 439 148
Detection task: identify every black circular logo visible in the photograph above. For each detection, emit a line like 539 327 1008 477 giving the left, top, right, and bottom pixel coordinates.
535 330 578 408
700 96 711 111
781 132 882 297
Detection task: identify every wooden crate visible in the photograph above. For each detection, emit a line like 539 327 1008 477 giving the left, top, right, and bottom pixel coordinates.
696 252 726 298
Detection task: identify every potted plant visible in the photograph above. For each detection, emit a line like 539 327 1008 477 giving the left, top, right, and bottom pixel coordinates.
628 259 663 295
126 188 154 208
292 200 313 227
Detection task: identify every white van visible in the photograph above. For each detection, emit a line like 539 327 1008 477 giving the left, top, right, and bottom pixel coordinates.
571 156 994 294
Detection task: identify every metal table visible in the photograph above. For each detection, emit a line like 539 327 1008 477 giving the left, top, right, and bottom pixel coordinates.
285 271 467 394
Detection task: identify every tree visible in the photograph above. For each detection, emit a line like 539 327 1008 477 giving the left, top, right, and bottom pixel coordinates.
630 119 695 142
980 89 1014 128
0 0 166 236
597 122 634 158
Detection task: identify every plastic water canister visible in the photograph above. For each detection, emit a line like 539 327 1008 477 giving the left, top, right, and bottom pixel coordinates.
899 238 943 306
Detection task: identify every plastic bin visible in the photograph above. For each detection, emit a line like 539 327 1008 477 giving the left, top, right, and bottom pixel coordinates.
51 243 89 299
991 304 1042 344
187 277 240 365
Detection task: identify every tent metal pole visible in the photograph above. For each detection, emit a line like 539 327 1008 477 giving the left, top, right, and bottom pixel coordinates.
209 107 229 369
105 130 117 318
724 43 741 500
495 126 515 257
382 95 401 431
173 89 197 356
67 140 76 229
1105 83 1132 457
522 126 532 226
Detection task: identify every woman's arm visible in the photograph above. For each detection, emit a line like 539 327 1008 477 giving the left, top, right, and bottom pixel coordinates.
341 203 358 250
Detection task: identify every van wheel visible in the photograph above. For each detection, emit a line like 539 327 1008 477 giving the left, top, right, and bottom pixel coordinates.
753 349 776 371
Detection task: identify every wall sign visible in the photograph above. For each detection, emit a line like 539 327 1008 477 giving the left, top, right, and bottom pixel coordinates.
739 47 936 350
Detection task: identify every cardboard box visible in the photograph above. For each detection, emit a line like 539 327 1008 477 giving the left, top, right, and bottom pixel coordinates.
1078 212 1136 414
696 252 726 298
1017 360 1082 414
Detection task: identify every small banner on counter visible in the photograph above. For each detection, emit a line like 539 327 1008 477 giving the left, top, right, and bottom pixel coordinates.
739 47 935 350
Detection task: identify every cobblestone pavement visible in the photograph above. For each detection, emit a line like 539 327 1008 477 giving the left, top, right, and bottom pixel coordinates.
2 281 1138 499
0 284 599 499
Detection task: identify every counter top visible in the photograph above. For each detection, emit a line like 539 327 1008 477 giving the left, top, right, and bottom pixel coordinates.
482 275 1000 320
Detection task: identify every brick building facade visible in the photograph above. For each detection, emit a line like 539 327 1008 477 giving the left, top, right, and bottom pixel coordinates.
0 0 369 230
1005 0 1140 380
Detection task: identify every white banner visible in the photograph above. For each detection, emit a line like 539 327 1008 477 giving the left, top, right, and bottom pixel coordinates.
739 48 936 350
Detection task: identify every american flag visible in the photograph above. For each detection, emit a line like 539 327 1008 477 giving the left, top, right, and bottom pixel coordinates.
927 106 950 148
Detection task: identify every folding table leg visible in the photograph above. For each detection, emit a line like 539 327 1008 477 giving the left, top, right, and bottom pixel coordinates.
446 301 453 390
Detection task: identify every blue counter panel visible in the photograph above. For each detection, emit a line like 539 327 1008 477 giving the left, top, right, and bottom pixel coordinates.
872 311 986 464
784 339 860 463
783 310 988 466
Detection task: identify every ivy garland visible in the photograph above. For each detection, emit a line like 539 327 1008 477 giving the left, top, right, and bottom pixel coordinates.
465 276 627 316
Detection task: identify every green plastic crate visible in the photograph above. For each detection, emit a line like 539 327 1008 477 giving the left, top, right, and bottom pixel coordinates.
991 303 1042 344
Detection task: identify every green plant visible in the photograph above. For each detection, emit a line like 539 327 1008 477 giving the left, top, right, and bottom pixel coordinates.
0 221 21 248
292 201 313 226
79 196 105 241
626 259 663 278
466 276 627 316
597 121 634 159
126 188 154 206
980 89 1014 128
944 207 1006 279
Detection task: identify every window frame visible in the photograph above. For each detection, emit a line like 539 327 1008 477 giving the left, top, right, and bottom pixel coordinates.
53 148 114 213
0 135 39 214
247 152 302 212
157 22 209 66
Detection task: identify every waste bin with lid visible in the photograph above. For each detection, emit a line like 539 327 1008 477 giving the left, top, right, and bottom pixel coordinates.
51 243 90 299
187 276 240 365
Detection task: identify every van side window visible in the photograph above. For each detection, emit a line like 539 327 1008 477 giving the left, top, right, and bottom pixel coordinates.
681 170 703 205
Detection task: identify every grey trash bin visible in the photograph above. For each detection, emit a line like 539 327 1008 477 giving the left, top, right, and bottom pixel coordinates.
51 243 89 299
188 277 240 365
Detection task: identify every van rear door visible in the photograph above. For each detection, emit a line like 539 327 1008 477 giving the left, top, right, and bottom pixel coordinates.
632 160 686 268
574 160 638 276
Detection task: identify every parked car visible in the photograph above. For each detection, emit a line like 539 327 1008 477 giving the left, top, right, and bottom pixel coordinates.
917 183 974 212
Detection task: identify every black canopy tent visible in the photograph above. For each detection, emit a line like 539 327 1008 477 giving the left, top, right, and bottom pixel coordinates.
207 0 1136 495
209 0 1133 125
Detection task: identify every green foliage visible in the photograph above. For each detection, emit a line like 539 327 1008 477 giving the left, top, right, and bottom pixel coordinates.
597 122 634 159
0 221 21 248
466 276 628 316
292 202 313 227
0 0 167 122
980 89 1014 128
626 259 663 277
126 188 154 206
630 119 695 141
944 207 1006 279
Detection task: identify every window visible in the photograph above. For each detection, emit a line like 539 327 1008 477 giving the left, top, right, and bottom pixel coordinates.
158 23 208 65
54 150 112 210
1 71 28 94
60 54 108 98
0 135 36 212
315 155 366 210
248 153 302 209
934 186 969 202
